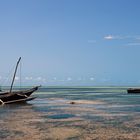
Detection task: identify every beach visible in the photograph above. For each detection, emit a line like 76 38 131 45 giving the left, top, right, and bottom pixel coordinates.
1 0 140 139
0 87 140 140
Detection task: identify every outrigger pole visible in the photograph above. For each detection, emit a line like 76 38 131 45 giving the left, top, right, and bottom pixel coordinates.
10 57 21 93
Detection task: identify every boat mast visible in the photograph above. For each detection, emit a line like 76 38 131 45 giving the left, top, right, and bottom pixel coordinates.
10 57 21 93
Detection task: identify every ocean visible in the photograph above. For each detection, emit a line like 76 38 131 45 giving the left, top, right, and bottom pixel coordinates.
0 87 140 140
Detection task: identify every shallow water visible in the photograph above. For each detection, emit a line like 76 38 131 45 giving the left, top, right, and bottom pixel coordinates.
0 87 140 140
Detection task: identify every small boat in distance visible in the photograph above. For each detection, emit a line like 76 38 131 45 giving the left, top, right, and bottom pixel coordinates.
0 57 40 104
127 88 140 94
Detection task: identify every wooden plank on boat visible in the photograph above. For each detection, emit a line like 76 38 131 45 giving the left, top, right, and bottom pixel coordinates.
3 96 37 104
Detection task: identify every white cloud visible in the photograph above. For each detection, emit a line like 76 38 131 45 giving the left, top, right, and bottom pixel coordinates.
25 77 33 80
104 35 140 41
101 78 110 82
104 35 126 40
35 77 46 83
67 77 72 81
90 77 95 81
127 43 140 46
36 77 42 81
104 35 114 40
15 76 19 80
104 35 131 40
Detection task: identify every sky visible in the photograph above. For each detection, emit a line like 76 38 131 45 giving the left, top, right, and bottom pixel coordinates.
0 0 140 86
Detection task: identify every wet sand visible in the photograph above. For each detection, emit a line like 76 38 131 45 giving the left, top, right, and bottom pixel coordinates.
0 97 140 140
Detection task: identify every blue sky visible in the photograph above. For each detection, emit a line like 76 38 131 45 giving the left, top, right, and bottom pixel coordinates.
0 0 140 86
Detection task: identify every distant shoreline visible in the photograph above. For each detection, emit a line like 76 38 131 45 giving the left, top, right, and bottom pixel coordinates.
1 85 140 88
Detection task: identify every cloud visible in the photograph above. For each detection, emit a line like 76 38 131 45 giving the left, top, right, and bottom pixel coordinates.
25 77 33 80
104 35 140 41
104 35 115 40
67 77 72 81
104 35 123 40
126 43 140 46
35 77 46 83
36 77 42 81
90 77 95 81
101 78 110 82
15 76 19 81
104 35 140 47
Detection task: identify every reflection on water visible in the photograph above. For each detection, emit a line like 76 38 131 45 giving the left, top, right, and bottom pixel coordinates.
0 87 140 140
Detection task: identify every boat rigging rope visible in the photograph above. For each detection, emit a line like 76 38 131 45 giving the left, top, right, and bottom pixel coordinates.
0 64 15 88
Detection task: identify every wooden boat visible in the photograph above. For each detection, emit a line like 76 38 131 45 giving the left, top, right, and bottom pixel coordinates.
127 88 140 94
0 57 40 104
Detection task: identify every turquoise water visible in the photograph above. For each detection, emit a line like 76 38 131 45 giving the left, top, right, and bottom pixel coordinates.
0 87 140 139
1 87 140 120
36 87 140 128
31 87 140 124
